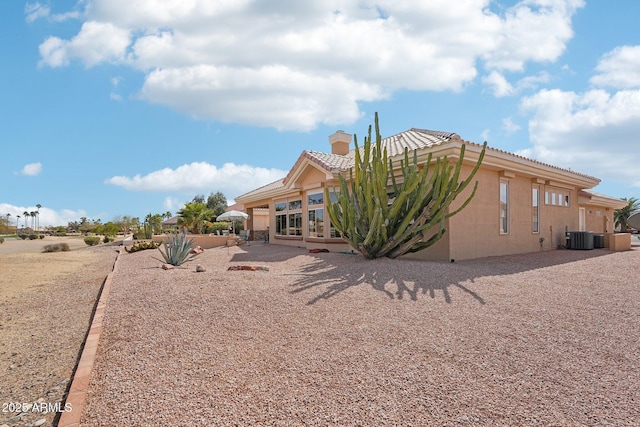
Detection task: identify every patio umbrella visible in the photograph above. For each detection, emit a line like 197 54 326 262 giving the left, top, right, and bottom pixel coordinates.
216 210 249 233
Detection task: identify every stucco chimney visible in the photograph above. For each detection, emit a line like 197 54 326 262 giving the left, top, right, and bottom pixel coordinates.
329 130 351 156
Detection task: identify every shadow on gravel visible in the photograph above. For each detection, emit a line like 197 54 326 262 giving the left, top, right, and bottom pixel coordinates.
231 245 631 305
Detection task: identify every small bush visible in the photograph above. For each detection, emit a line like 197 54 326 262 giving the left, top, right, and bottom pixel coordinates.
43 243 70 252
18 234 27 240
0 237 4 244
103 236 113 243
124 241 160 253
39 234 45 239
28 234 37 240
84 236 101 246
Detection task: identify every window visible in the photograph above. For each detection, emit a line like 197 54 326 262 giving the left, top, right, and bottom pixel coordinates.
500 180 509 234
545 189 570 207
274 199 302 236
275 202 287 236
532 185 540 233
308 193 324 237
288 212 302 235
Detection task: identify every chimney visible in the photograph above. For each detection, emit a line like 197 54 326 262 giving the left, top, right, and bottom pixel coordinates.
328 130 351 156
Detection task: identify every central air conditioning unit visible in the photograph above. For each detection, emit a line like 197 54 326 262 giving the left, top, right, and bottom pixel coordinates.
566 231 594 250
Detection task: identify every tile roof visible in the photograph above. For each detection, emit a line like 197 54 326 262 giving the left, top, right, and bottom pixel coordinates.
236 177 285 199
237 127 601 202
300 128 461 173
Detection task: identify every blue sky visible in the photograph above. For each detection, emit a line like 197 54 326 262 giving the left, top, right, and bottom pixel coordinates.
1 0 639 227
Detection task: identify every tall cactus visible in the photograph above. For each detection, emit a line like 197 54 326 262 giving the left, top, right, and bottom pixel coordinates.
325 113 486 259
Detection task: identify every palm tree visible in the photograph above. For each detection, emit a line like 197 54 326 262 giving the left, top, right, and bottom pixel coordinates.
164 211 172 220
36 204 41 235
30 211 37 230
17 215 21 232
614 197 640 232
177 203 212 234
6 213 11 234
23 211 29 229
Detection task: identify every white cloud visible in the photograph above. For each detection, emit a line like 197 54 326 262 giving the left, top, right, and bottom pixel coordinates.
25 1 82 23
20 162 43 176
37 0 584 130
0 204 87 227
39 21 130 68
163 197 182 212
482 0 584 71
483 71 514 97
502 117 521 134
519 88 640 186
25 2 50 23
105 162 288 199
483 71 551 97
590 45 640 89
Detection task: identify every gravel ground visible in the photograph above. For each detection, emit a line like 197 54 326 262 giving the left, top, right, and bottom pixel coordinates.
0 242 118 427
82 242 640 426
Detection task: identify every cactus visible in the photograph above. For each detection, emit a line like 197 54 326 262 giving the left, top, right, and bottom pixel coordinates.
325 113 486 259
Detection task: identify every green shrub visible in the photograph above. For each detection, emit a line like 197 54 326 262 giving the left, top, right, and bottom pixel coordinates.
124 241 160 253
158 233 200 266
39 234 45 239
0 237 4 244
103 236 113 243
18 234 27 240
28 234 37 240
84 236 101 246
43 243 70 252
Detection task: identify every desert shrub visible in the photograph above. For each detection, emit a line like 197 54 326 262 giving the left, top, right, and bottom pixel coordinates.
84 236 101 246
43 243 70 252
124 241 160 253
39 234 45 239
103 236 113 243
28 234 37 240
0 237 4 244
158 233 200 266
18 234 27 240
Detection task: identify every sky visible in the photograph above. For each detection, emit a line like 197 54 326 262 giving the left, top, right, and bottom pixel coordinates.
1 0 639 227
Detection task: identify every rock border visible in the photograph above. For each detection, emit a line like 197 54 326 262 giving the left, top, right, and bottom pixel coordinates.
57 248 121 427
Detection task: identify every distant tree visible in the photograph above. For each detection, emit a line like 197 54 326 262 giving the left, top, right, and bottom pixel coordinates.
36 204 41 234
614 197 640 232
95 222 120 237
163 211 172 220
143 213 163 237
23 211 29 229
192 194 206 204
177 202 213 234
206 192 228 217
67 221 80 233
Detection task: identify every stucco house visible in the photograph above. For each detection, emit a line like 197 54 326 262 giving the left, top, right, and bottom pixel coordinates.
236 128 627 260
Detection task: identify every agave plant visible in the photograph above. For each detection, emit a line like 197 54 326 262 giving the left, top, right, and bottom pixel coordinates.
158 233 200 266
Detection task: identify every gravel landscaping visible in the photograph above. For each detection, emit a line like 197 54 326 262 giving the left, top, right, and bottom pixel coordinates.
81 242 640 426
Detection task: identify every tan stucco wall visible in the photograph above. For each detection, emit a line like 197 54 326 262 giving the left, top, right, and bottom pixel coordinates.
241 160 601 261
582 206 614 233
403 165 582 261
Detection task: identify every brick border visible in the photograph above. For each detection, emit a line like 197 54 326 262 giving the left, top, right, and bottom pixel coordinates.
58 248 121 427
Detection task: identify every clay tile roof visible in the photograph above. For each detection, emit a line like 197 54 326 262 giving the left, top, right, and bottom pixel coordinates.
299 128 458 175
381 128 461 157
236 177 285 199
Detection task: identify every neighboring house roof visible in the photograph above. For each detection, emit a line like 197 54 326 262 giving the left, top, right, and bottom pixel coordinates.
237 127 602 204
162 216 179 226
